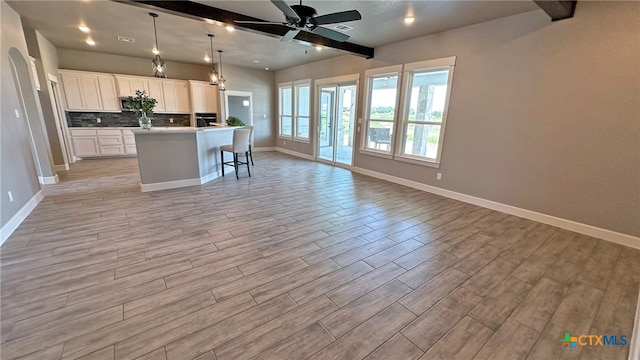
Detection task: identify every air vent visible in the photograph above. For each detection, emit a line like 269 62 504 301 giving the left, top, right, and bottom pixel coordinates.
333 24 354 32
117 36 135 43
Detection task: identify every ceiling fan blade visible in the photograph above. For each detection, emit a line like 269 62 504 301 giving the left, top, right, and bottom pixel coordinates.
313 10 361 25
312 26 350 42
281 29 300 42
271 0 300 21
234 20 287 25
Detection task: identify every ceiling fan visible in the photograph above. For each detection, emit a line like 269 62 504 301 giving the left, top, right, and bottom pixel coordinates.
235 0 362 42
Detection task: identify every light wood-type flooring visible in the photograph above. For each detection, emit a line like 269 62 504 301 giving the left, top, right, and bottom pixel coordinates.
1 152 638 360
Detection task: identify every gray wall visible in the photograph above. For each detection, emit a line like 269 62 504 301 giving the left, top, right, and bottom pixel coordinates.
24 28 65 166
57 48 276 148
1 1 44 227
275 2 640 237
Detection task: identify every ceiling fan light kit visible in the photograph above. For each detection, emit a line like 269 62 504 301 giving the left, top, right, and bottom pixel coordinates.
149 12 166 78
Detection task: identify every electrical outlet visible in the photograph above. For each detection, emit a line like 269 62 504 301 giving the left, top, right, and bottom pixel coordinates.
436 173 442 180
14 109 20 118
96 117 101 123
8 191 13 202
283 140 286 146
169 118 174 123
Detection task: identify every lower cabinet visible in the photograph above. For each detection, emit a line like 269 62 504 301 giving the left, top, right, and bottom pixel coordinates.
70 128 136 158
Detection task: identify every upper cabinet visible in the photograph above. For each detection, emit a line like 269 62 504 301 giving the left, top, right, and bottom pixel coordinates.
60 70 119 112
189 80 218 114
117 75 189 114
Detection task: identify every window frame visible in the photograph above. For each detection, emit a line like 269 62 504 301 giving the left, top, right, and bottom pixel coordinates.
360 65 403 158
293 79 311 143
278 82 293 138
396 57 456 166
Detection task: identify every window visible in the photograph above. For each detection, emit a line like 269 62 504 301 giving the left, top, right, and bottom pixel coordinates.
278 84 292 137
278 80 311 141
363 65 402 154
294 82 310 140
361 57 455 166
398 57 455 164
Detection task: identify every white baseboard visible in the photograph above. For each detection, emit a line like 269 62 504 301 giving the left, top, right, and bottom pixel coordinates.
54 164 69 171
253 147 276 152
276 147 314 161
39 174 59 185
352 167 640 249
0 190 45 246
631 289 640 360
140 169 234 192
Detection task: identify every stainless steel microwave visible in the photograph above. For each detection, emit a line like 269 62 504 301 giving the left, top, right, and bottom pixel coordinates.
120 97 133 111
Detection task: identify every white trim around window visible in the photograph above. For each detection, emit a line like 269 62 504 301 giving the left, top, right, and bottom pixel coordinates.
278 82 293 138
278 79 311 143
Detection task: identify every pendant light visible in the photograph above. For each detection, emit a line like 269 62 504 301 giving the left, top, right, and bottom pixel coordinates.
207 34 219 85
149 13 166 78
217 50 227 91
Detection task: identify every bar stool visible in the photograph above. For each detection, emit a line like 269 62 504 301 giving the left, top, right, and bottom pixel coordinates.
220 128 251 179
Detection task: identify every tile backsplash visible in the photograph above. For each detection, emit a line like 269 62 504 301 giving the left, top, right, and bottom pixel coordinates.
66 112 191 127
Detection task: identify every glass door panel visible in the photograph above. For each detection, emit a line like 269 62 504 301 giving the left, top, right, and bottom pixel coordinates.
318 87 335 162
336 85 356 166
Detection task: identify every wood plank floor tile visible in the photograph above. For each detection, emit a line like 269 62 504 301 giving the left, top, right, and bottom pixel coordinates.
252 322 335 360
164 294 297 360
364 333 423 360
288 261 373 305
473 318 539 360
326 262 406 308
401 287 483 351
214 296 338 360
321 280 412 338
115 293 256 360
308 303 416 360
2 154 636 360
468 275 533 330
399 267 470 316
421 316 494 360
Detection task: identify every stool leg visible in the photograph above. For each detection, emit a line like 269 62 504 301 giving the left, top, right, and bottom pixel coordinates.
221 150 225 177
249 144 254 166
234 153 239 180
246 151 251 177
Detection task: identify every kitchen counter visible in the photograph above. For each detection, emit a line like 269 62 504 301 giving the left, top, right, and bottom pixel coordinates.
133 127 237 192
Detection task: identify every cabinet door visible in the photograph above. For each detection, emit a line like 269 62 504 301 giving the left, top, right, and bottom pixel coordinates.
73 137 99 157
79 75 102 110
60 73 84 110
98 75 119 111
205 85 219 113
175 81 191 113
130 78 148 95
162 81 178 113
147 80 165 112
190 83 205 113
116 77 133 97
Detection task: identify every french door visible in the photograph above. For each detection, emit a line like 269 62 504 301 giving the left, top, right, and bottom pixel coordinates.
316 83 357 167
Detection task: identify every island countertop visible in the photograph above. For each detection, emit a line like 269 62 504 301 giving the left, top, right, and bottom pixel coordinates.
131 126 240 134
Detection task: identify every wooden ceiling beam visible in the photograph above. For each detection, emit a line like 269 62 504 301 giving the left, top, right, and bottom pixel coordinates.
534 0 577 21
115 0 374 59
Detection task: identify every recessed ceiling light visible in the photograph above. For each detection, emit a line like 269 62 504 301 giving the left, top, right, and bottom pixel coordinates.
152 48 159 55
78 25 90 33
225 25 235 32
404 16 415 24
265 67 269 71
253 60 260 63
85 38 95 46
204 56 210 62
315 45 322 51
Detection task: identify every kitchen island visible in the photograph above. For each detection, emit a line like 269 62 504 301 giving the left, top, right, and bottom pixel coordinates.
133 126 237 192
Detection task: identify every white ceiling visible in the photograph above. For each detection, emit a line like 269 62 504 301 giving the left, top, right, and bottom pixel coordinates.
8 1 539 71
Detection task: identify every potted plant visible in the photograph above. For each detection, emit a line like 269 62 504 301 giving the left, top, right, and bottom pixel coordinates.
226 116 245 127
126 90 157 129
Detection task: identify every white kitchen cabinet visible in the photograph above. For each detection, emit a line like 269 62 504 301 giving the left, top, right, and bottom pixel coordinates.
116 75 149 97
70 128 136 157
70 129 100 157
59 70 119 112
189 80 218 113
162 80 190 113
147 79 165 112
